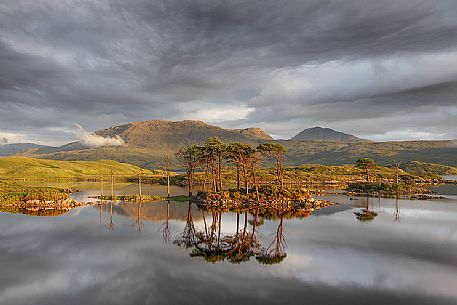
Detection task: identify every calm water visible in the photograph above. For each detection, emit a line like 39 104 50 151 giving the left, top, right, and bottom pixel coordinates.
1 183 457 305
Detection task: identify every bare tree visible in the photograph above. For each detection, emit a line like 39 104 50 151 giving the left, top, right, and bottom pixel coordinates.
163 155 172 199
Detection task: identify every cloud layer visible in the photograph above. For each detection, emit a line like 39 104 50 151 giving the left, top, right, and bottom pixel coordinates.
1 0 457 144
74 124 124 148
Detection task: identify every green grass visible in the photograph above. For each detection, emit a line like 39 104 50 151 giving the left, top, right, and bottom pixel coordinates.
169 195 192 202
187 163 440 187
0 156 166 181
0 180 71 205
32 139 457 170
399 161 457 176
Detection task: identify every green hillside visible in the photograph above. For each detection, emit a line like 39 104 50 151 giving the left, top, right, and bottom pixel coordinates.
11 120 457 169
34 138 457 170
399 161 457 176
0 156 163 180
280 140 457 167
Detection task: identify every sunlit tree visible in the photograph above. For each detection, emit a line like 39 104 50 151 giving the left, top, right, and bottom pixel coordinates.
176 145 200 196
355 158 376 182
257 143 288 189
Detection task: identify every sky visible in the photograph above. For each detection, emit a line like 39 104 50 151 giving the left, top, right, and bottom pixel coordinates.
1 0 457 145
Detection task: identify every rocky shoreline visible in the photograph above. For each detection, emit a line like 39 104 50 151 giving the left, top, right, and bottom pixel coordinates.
0 198 90 216
191 188 336 218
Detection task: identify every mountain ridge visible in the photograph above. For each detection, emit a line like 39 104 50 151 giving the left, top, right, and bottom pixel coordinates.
290 126 365 142
94 119 273 148
3 120 457 168
0 143 54 156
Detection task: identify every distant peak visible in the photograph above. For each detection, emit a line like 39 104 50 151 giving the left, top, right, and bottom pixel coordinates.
290 127 364 142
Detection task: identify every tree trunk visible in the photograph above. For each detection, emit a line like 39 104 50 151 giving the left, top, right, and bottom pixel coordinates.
167 173 170 198
236 164 240 190
188 172 193 196
243 164 249 194
251 162 260 202
218 154 223 191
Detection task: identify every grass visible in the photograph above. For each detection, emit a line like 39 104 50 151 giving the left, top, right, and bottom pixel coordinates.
399 161 457 176
0 156 167 181
186 162 444 188
169 195 192 202
0 180 71 206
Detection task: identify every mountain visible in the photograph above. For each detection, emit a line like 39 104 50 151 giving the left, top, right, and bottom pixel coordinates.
0 143 53 156
29 120 274 168
93 120 272 148
15 119 457 169
290 127 364 142
234 128 273 141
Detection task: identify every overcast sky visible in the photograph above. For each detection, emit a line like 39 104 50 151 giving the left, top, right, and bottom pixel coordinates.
1 0 457 145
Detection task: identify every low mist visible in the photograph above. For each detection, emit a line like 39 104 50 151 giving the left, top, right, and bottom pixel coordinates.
74 124 124 148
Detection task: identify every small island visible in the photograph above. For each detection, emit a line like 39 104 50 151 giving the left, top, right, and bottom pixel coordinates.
1 138 455 217
0 180 85 216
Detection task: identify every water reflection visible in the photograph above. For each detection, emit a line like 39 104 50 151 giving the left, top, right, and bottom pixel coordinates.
2 183 457 305
160 201 171 243
394 197 401 222
256 216 286 264
174 202 198 248
353 196 379 222
171 203 288 265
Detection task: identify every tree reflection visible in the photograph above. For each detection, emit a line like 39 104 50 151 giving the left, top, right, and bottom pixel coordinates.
174 204 288 265
173 202 198 248
256 215 286 265
354 195 378 222
131 201 143 232
160 200 171 243
394 197 401 222
108 201 114 230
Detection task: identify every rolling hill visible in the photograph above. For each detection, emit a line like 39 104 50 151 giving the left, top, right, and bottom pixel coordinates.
0 143 53 156
280 139 457 167
6 119 457 169
0 156 162 180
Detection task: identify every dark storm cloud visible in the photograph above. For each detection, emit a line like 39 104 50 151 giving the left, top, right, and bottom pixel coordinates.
1 0 457 143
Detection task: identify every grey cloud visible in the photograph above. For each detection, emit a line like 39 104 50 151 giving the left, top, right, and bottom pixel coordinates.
1 0 457 143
